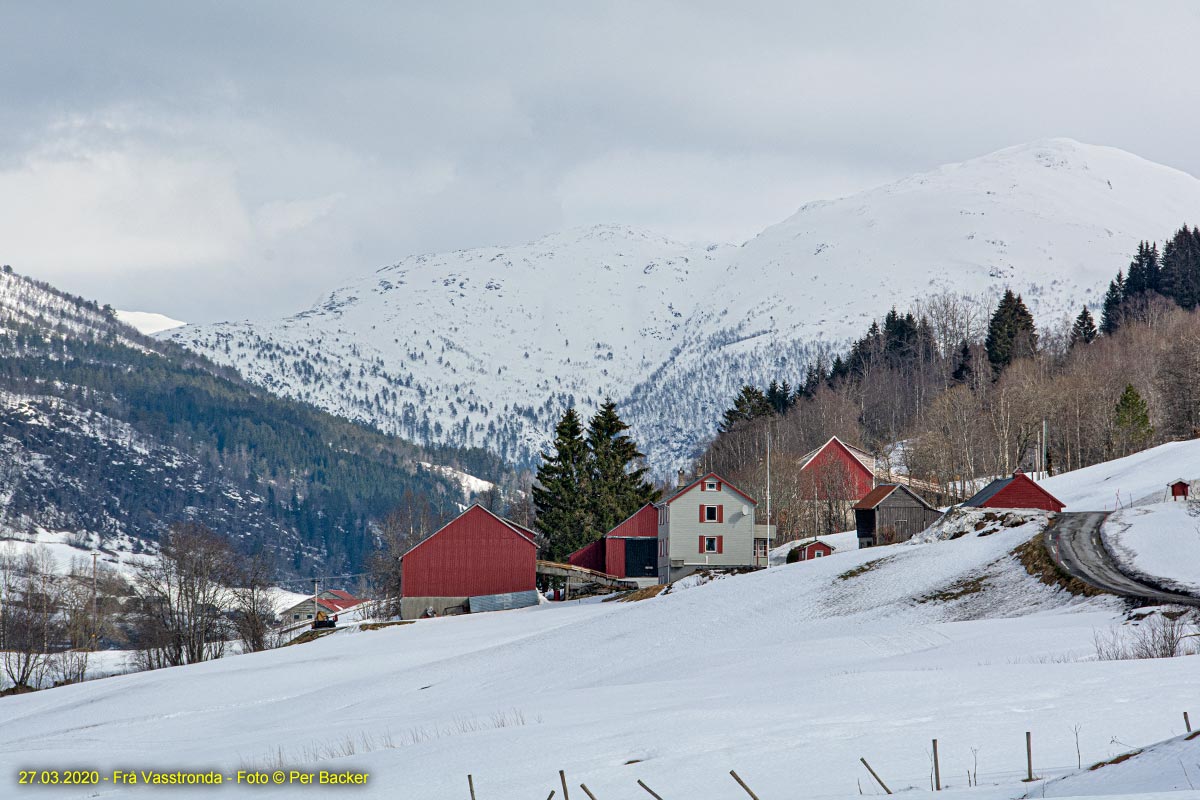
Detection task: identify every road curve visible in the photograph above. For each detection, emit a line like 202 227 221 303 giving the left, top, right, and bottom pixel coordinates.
1043 512 1200 607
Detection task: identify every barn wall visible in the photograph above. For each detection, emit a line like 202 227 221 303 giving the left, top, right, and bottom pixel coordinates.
568 539 606 572
605 537 626 577
983 477 1063 512
803 441 874 501
608 504 658 538
401 506 536 598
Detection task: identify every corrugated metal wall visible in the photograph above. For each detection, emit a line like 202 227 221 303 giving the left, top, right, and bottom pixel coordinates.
401 506 537 598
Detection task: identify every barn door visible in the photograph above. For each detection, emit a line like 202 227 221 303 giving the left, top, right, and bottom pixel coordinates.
625 539 657 577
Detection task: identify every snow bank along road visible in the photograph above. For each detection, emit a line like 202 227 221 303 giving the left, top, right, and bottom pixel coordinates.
1045 512 1200 606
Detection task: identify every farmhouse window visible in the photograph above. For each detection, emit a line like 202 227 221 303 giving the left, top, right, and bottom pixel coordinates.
704 479 718 491
702 536 721 553
814 551 824 558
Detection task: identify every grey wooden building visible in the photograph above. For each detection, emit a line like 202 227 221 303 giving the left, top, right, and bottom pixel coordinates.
853 484 941 548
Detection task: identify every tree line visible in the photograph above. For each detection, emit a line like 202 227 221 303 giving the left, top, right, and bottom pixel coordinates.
704 225 1198 540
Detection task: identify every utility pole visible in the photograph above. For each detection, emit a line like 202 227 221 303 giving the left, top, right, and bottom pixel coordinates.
765 425 771 567
91 552 98 652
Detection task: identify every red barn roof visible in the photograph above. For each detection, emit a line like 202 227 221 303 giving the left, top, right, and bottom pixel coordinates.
962 472 1065 512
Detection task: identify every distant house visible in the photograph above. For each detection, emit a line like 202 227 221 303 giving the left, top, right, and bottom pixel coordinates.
280 589 363 623
853 484 941 547
1169 479 1190 501
797 437 877 502
656 472 773 583
400 504 539 619
788 538 834 562
567 503 659 579
962 471 1065 513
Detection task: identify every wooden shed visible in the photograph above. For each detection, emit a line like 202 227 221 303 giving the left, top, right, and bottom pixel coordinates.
1169 479 1190 501
853 484 941 547
566 503 659 579
399 504 538 619
961 471 1065 513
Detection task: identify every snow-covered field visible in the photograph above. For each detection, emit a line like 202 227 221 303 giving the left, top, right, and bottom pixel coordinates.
1102 502 1200 595
1041 439 1200 511
5 516 1198 799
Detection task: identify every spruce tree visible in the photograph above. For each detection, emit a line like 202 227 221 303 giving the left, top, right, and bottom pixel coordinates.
533 408 594 560
586 399 660 535
719 385 774 432
1113 384 1153 455
985 290 1038 372
1100 271 1125 335
950 340 973 383
1068 306 1097 348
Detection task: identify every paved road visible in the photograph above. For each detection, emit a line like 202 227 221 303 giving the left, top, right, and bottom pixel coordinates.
1043 512 1200 607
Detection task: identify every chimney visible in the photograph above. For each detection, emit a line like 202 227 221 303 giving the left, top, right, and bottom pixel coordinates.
677 468 688 488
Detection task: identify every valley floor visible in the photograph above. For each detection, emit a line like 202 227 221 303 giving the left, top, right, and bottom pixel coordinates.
3 519 1198 799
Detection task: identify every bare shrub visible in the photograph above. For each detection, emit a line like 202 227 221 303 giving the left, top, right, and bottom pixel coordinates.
1094 613 1198 661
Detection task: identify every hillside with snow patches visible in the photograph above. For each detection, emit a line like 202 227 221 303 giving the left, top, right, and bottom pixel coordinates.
5 502 1199 799
166 139 1200 471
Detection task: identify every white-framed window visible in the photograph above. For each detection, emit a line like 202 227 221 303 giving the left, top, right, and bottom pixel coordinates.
704 537 718 553
705 479 718 491
754 538 767 558
704 505 719 522
814 550 824 558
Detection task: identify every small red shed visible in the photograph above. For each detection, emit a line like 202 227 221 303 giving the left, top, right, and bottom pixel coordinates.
788 538 834 562
400 504 538 618
1169 479 1190 501
962 471 1065 513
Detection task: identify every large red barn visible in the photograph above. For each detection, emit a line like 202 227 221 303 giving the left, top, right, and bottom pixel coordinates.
566 503 659 579
962 471 1065 512
400 504 539 618
797 436 876 501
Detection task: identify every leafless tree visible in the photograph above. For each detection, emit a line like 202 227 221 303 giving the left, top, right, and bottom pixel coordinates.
0 548 62 691
231 552 277 653
130 523 236 669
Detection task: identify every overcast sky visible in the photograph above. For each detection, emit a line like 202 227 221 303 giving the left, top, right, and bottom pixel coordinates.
2 2 1199 323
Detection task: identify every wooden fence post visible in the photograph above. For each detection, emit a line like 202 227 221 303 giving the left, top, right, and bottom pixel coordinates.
859 757 892 795
1025 731 1033 781
1185 712 1192 733
729 770 760 800
559 770 570 800
580 784 598 800
545 792 555 800
932 739 941 791
637 779 664 799
468 774 476 800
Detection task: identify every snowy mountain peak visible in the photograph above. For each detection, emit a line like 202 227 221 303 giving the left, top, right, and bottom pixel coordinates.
167 141 1200 472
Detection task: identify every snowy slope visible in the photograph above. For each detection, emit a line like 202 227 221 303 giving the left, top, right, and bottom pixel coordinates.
115 310 185 335
10 520 1199 799
167 140 1200 471
1102 502 1200 595
1040 439 1200 511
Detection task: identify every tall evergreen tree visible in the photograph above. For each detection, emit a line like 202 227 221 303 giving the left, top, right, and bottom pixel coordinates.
586 399 661 535
950 340 973 383
1113 384 1153 456
532 408 594 560
719 385 775 432
1160 226 1200 310
984 289 1038 372
1100 271 1125 335
1068 306 1098 348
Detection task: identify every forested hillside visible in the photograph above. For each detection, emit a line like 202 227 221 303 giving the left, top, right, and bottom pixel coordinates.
0 268 514 576
704 225 1200 541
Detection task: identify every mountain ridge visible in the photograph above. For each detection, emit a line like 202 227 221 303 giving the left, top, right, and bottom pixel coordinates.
166 139 1200 472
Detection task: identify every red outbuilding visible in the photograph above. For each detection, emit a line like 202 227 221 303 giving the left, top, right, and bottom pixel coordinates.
400 504 539 619
789 538 834 562
797 436 876 502
962 471 1065 513
1169 479 1190 501
567 503 660 579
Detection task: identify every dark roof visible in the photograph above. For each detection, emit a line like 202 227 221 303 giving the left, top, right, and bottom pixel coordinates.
853 484 899 510
961 477 1012 507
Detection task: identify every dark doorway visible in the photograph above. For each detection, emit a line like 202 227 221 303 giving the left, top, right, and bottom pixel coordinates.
624 538 657 577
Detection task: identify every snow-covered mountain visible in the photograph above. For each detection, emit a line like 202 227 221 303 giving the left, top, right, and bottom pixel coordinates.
166 139 1200 470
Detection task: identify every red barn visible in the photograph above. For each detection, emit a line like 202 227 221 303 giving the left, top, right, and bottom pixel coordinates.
400 504 538 619
567 503 660 579
962 471 1065 512
797 437 876 501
